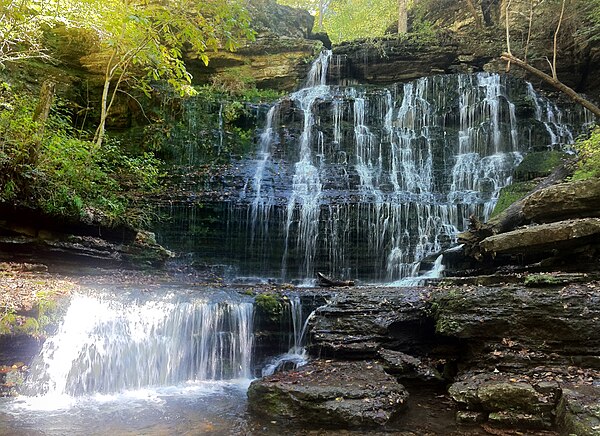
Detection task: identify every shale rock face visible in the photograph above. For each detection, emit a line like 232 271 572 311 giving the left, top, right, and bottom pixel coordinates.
186 0 322 90
307 288 434 359
247 360 408 428
431 283 600 371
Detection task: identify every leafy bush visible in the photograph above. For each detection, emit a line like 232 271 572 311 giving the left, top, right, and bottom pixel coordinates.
572 126 600 181
0 85 163 228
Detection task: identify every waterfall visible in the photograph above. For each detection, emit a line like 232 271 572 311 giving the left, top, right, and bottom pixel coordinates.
155 51 591 283
231 59 590 281
24 293 254 397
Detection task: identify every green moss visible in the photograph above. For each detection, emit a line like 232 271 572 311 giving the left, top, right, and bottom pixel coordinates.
0 314 39 335
513 151 568 182
435 318 461 335
572 126 600 182
524 274 562 287
491 180 537 218
254 293 283 323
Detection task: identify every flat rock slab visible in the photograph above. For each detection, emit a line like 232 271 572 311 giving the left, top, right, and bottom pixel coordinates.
247 360 408 428
480 218 600 255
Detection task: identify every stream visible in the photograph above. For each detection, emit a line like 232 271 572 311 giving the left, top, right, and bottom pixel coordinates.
0 278 494 436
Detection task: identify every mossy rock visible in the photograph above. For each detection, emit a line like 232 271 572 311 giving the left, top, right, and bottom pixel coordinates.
556 386 600 436
254 293 283 323
490 180 537 218
513 151 569 183
478 382 541 413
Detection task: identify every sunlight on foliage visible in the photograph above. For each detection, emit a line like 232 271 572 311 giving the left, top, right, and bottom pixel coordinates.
572 126 600 181
0 83 162 227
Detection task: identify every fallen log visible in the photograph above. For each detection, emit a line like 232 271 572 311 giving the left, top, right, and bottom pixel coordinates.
316 272 355 287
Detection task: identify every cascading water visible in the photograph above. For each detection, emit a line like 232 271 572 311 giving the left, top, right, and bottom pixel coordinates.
24 292 254 398
261 294 316 376
154 51 591 283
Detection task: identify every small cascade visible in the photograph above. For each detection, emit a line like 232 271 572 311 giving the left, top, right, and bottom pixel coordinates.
24 293 254 397
306 49 332 87
390 254 445 287
261 294 315 376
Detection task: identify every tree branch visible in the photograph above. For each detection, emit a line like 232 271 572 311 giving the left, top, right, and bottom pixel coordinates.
501 52 600 118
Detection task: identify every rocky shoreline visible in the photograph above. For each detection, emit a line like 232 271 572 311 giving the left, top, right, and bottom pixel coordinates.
248 279 600 434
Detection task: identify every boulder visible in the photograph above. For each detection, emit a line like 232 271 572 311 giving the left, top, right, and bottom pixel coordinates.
556 385 600 436
480 218 600 255
247 360 408 428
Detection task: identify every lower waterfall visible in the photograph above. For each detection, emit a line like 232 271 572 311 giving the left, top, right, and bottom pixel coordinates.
23 291 254 398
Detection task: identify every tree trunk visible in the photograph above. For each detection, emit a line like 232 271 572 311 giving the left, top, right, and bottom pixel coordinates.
318 0 324 31
31 80 55 163
398 0 408 34
465 0 483 29
94 73 112 148
33 80 55 136
501 52 600 119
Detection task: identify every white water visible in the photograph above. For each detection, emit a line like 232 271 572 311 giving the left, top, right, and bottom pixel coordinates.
261 294 315 377
215 52 590 283
24 292 254 399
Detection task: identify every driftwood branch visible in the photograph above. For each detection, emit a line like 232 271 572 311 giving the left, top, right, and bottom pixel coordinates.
501 52 600 118
317 272 355 287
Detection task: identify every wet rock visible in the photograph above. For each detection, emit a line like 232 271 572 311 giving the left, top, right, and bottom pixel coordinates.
247 360 408 428
449 372 557 429
333 37 463 84
487 411 551 429
556 385 600 436
378 349 443 381
431 283 600 370
307 288 435 359
456 410 486 424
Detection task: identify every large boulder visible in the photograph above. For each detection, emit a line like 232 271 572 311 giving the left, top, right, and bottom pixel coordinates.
247 360 408 428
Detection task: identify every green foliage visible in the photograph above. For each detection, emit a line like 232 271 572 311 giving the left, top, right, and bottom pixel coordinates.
572 126 600 181
0 85 163 227
323 0 399 43
147 84 279 165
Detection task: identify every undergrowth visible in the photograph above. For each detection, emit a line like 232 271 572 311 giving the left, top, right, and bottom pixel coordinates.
0 82 163 228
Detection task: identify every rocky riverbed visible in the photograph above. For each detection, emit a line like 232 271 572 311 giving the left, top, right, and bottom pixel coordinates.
1 260 599 434
249 277 600 434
